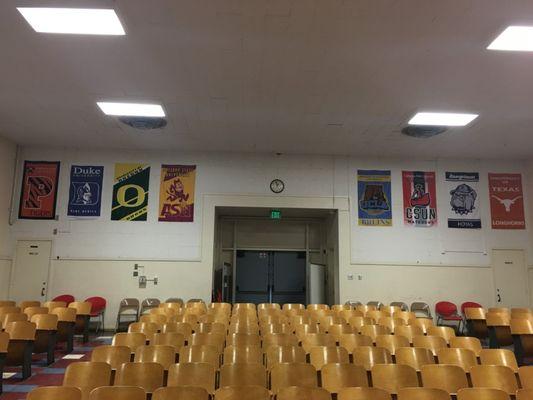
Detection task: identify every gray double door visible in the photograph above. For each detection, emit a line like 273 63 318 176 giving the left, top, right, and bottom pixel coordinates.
235 251 306 304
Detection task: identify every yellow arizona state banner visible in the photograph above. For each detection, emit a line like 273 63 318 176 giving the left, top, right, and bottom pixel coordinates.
159 164 196 222
111 163 150 221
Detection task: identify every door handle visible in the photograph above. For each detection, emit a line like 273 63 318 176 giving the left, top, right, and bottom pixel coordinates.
496 288 501 303
41 287 46 297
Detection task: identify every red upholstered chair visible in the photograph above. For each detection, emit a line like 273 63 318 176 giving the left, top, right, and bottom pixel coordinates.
53 295 75 305
461 302 482 316
435 301 462 332
85 297 107 334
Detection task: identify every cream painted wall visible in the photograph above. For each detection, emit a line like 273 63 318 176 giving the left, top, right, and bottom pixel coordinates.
527 160 533 306
6 145 533 326
0 137 16 298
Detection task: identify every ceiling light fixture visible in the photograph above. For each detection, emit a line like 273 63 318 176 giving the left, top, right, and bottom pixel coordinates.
97 102 166 117
408 112 478 127
487 26 533 51
17 8 125 35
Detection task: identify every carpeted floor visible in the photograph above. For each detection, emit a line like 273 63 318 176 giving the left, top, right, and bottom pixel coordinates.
1 335 111 400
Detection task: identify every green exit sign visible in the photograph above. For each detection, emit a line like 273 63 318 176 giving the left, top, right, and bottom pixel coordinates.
270 209 281 219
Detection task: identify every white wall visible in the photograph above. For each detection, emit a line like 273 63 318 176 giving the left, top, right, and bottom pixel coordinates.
527 160 533 304
7 146 532 326
0 137 16 298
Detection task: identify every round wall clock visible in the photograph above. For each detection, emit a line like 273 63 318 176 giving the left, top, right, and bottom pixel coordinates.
270 179 285 193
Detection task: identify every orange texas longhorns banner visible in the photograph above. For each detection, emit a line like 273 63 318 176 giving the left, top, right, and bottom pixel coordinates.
159 165 196 222
488 173 525 230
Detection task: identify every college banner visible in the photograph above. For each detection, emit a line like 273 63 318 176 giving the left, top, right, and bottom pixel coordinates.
111 163 150 221
357 170 392 226
488 173 525 229
159 165 196 222
67 165 104 217
445 172 481 229
402 171 437 227
19 161 60 220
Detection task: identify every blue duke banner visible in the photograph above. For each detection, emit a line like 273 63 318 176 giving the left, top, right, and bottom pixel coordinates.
357 170 392 226
445 172 481 229
68 165 104 217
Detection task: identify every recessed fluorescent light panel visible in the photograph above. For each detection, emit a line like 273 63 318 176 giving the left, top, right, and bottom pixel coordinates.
97 102 166 117
408 112 478 127
488 26 533 51
17 8 125 35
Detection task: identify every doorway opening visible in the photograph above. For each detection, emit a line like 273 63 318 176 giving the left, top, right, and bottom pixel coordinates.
213 207 338 305
235 250 306 304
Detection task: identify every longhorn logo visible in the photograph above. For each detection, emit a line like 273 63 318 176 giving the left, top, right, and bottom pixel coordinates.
491 195 522 212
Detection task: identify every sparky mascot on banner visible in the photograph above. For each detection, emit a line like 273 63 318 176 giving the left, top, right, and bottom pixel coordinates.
167 178 189 204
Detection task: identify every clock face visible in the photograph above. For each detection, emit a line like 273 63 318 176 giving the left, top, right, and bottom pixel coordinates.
270 179 285 193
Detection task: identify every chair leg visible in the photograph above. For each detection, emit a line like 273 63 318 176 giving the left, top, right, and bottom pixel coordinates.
22 342 33 380
0 354 5 395
83 315 90 343
513 335 525 366
47 332 57 365
488 327 499 349
66 323 74 353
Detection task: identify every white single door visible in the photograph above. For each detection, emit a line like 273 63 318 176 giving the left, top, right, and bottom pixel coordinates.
10 240 52 303
492 249 529 308
309 263 326 304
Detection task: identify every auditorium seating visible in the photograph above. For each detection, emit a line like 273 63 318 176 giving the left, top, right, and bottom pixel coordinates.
31 313 58 365
27 386 82 400
5 300 529 400
116 298 140 332
85 297 107 334
435 301 463 332
89 386 146 400
5 320 36 379
0 331 8 394
53 294 75 305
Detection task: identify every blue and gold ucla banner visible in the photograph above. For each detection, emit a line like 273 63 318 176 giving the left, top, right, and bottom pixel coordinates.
68 165 104 217
111 163 150 221
357 170 392 226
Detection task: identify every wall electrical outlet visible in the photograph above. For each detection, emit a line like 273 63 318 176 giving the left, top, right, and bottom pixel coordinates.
358 275 363 281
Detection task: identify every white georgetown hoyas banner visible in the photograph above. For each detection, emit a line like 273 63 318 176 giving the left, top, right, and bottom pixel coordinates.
445 172 482 229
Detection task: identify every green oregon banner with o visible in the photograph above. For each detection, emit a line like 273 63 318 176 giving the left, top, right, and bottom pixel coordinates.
111 163 150 221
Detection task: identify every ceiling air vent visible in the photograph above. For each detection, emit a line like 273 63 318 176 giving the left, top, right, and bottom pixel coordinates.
119 116 167 130
401 125 447 138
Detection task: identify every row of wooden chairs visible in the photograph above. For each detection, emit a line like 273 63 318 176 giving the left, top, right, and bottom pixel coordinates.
25 360 533 399
94 339 524 374
0 304 98 392
463 307 533 364
128 315 441 338
123 322 461 351
141 309 427 327
24 385 533 400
